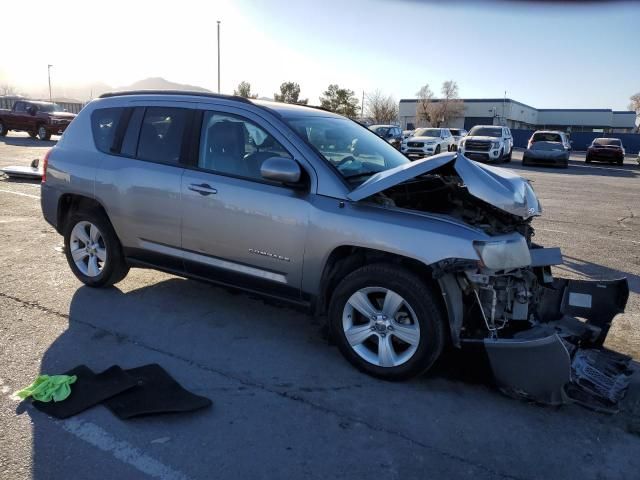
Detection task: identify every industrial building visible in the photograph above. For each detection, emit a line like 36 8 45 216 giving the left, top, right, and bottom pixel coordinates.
399 98 637 133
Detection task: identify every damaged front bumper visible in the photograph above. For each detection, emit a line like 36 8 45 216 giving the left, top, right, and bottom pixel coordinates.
478 277 631 411
442 248 634 411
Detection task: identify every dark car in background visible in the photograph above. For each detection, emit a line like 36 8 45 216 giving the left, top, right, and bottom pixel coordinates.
368 124 402 149
586 138 625 165
0 100 76 140
522 130 571 168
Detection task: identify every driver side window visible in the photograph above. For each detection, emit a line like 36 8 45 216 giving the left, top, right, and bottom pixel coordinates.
199 111 291 181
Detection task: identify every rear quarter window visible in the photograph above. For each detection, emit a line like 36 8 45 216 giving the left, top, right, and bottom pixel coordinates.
91 107 125 154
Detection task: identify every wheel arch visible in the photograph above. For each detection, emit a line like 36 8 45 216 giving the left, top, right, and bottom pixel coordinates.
56 193 112 235
315 245 459 344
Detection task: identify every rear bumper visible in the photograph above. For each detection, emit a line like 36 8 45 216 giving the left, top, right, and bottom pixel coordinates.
587 150 624 162
523 151 569 165
41 183 61 232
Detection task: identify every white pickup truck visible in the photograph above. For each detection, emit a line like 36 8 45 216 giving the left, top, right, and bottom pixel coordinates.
458 125 513 163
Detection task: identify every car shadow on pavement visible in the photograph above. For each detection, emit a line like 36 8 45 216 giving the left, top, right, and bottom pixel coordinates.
18 274 640 479
509 160 640 178
0 135 56 147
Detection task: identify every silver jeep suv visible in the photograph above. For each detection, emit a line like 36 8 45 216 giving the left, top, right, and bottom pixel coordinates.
41 91 630 406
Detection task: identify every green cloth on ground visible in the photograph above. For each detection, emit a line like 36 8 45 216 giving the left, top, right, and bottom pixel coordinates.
15 375 77 402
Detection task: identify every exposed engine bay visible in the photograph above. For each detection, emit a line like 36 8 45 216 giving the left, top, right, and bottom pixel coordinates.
365 156 633 411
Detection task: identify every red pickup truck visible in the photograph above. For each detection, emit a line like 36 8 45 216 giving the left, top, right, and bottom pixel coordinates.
0 100 77 141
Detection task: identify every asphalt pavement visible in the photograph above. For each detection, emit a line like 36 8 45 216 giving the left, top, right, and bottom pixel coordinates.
1 133 639 479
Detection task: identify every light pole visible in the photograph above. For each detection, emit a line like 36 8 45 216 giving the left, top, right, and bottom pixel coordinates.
217 21 221 93
47 64 53 102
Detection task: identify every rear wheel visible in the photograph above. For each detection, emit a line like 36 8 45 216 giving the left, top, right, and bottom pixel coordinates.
329 264 445 380
37 125 51 141
28 130 37 139
0 121 7 137
63 210 129 287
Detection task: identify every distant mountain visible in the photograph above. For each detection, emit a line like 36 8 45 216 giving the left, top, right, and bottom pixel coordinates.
116 77 211 93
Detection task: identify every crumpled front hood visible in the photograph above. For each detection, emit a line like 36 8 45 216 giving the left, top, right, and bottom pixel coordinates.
347 153 542 219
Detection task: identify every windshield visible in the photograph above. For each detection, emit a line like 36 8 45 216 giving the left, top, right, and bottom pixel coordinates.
469 126 502 137
593 138 621 146
532 132 562 143
449 129 461 136
286 116 410 183
37 103 63 113
414 128 440 137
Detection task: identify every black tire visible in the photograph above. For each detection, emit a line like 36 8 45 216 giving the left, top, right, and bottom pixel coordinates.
28 130 37 139
498 148 504 162
328 264 446 380
505 149 512 162
37 125 51 141
586 156 592 163
0 121 7 137
561 160 569 169
617 159 624 166
435 145 441 155
63 209 129 288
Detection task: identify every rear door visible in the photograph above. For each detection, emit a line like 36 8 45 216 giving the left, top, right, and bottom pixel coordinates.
94 103 194 270
180 105 312 299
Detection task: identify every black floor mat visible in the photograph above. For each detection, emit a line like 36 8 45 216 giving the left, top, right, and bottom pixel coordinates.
33 365 138 419
104 364 212 419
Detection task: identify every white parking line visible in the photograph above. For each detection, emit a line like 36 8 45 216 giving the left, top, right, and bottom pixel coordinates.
0 188 40 199
570 164 636 173
62 418 190 480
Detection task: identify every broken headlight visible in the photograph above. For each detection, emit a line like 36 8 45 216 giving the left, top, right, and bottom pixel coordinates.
473 237 531 270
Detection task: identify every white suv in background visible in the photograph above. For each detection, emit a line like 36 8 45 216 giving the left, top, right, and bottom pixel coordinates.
458 125 513 163
401 127 456 159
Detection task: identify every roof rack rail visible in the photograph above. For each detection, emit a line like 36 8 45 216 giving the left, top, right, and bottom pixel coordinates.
98 90 253 104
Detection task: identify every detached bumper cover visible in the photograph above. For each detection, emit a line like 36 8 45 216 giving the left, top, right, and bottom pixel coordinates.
472 277 633 411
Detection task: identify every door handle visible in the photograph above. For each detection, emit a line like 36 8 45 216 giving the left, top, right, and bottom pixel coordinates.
188 183 217 196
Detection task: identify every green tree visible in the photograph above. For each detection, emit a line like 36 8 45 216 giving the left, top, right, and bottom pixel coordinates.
274 82 308 104
319 84 359 118
234 81 257 99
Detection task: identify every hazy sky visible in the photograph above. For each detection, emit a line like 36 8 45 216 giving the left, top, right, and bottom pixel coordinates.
1 0 638 109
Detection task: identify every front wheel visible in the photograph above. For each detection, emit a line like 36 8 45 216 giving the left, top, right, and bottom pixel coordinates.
505 148 512 162
435 145 441 155
329 264 445 380
63 210 129 287
37 125 51 141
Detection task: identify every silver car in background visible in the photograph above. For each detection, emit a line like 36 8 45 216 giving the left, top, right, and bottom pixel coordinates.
523 130 571 168
40 91 632 408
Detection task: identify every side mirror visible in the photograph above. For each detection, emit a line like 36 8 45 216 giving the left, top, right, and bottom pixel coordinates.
261 157 301 184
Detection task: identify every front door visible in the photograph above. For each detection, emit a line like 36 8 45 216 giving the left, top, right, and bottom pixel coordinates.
181 108 311 299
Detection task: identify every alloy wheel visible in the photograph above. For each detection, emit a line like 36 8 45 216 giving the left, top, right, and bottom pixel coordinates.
69 221 107 277
342 287 421 368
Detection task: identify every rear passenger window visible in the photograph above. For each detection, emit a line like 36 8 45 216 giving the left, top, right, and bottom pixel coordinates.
91 107 124 153
137 107 188 164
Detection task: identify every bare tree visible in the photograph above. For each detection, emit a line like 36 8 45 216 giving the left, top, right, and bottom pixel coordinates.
0 83 20 96
233 81 257 99
437 80 464 126
365 90 398 124
416 84 434 126
629 92 640 113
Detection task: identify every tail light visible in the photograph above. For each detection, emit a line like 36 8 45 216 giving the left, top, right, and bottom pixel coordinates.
42 148 52 184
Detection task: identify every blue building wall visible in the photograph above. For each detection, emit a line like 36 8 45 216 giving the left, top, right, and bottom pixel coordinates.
510 129 640 154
